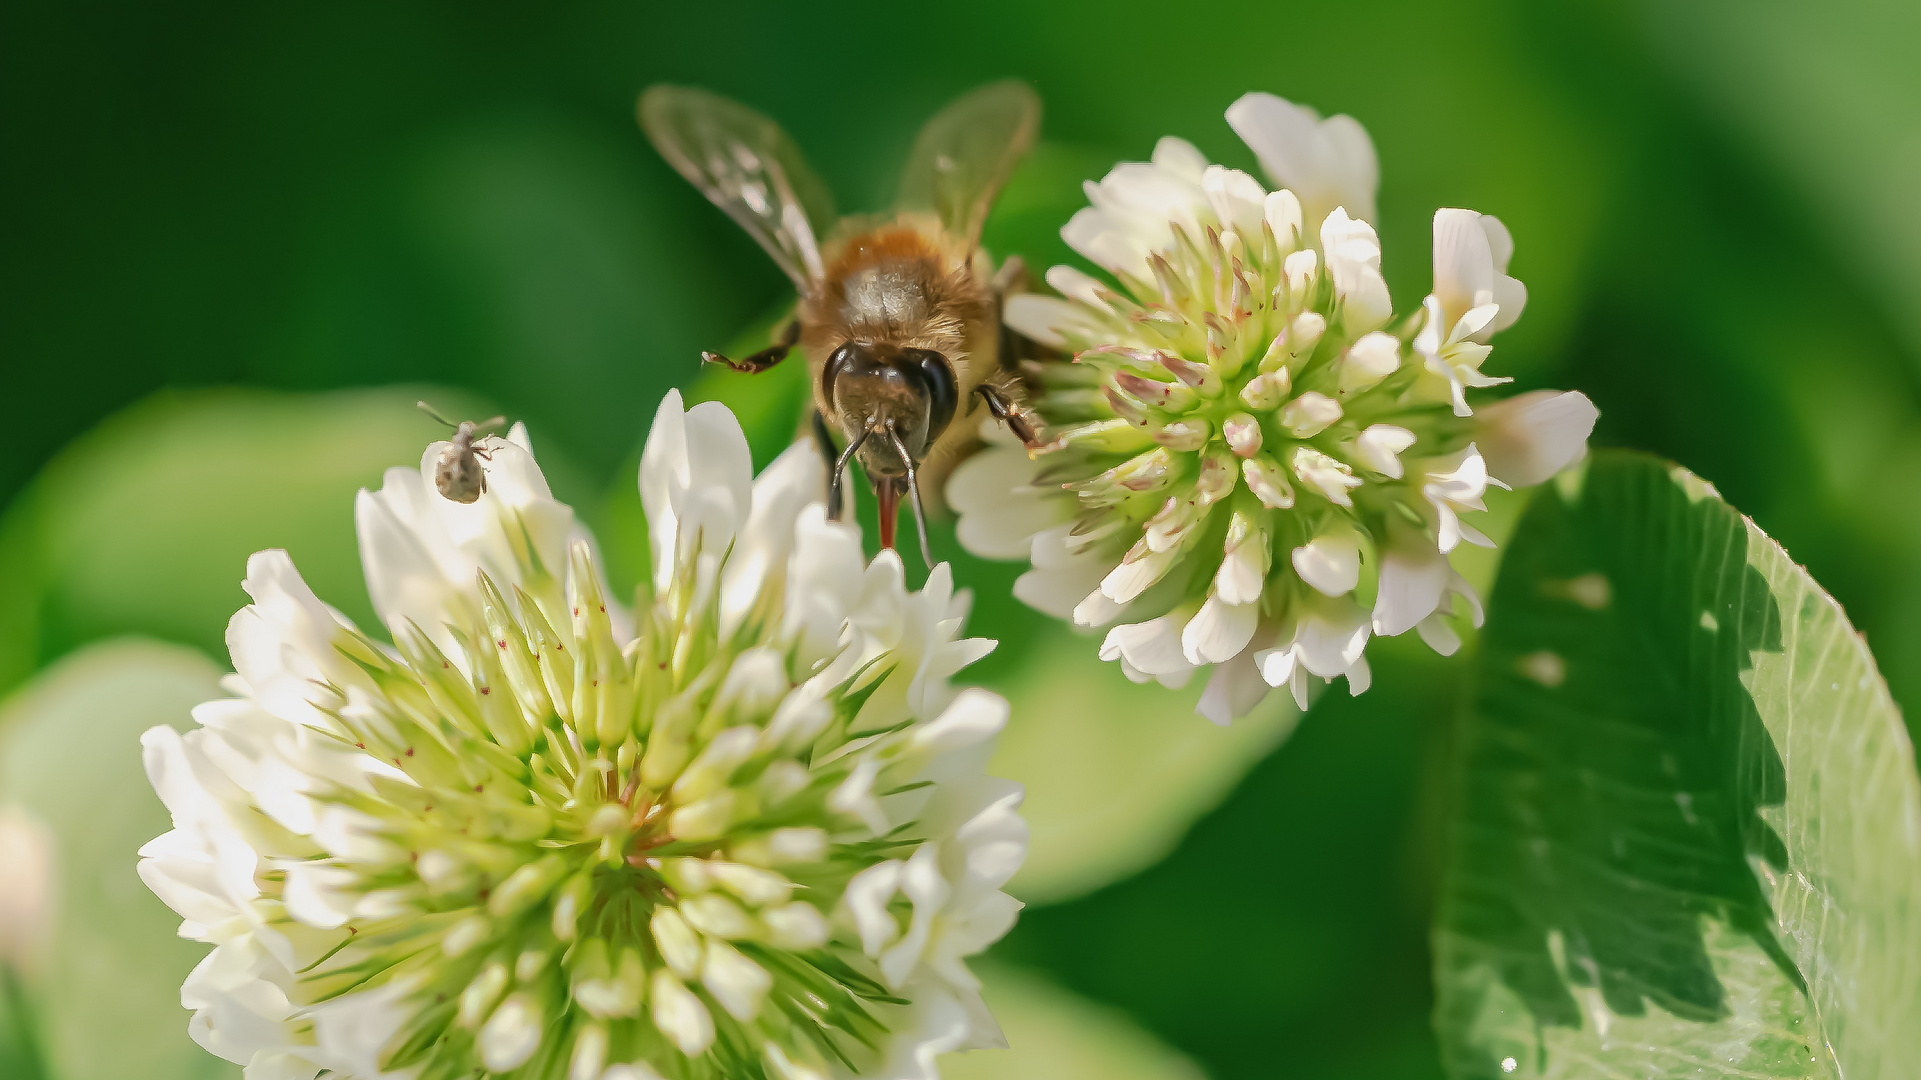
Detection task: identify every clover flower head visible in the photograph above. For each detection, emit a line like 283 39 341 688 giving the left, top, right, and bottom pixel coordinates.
951 92 1597 722
138 392 1025 1080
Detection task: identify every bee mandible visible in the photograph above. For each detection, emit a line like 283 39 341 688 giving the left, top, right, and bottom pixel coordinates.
418 401 506 504
639 80 1048 564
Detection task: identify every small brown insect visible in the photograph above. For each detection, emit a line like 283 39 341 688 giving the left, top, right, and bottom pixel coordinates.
418 401 505 504
640 80 1047 565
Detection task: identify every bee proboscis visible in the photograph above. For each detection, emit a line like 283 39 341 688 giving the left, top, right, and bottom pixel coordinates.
639 80 1048 564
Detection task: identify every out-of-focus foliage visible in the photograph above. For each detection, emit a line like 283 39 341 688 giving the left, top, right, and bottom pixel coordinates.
5 0 1921 1078
941 965 1207 1080
0 387 517 696
1436 453 1921 1077
986 634 1298 904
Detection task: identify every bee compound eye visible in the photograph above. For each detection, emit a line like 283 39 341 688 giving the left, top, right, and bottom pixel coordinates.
899 349 957 445
823 341 876 402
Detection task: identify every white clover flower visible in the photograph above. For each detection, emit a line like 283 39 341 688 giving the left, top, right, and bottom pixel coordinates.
954 93 1597 723
137 391 1025 1080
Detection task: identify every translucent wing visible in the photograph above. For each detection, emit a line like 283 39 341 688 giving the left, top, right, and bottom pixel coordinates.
895 80 1041 247
639 85 837 288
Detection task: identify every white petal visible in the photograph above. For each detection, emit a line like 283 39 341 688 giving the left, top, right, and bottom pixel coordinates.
843 860 904 956
1100 616 1192 676
1225 92 1379 228
649 908 703 979
282 863 355 930
1475 391 1599 488
479 993 544 1072
1202 165 1269 239
1339 332 1401 393
1481 215 1526 332
1099 545 1180 604
1196 649 1272 725
720 441 824 637
1280 391 1342 438
1344 655 1372 696
1253 643 1298 689
1431 208 1496 333
1181 595 1259 666
762 902 830 950
639 391 753 590
1292 599 1371 677
1214 513 1271 606
638 391 689 588
701 940 772 1022
1373 535 1450 637
1292 529 1362 597
908 687 1010 757
1002 294 1103 350
1071 585 1128 628
1264 189 1304 247
1416 612 1463 656
948 447 1069 559
1291 447 1362 506
1044 264 1111 307
309 978 419 1079
1151 136 1209 181
1352 424 1417 478
1014 559 1104 619
1320 208 1393 332
649 972 715 1056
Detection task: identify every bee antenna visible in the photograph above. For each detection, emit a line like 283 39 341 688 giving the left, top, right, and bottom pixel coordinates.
830 427 870 522
885 422 935 570
416 401 458 432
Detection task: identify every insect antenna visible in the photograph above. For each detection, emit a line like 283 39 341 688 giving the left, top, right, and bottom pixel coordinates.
416 401 459 431
885 422 935 569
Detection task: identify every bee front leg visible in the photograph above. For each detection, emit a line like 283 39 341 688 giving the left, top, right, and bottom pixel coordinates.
702 317 800 374
974 383 1046 450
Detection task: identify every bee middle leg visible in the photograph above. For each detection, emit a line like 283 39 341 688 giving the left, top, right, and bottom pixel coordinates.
702 317 799 374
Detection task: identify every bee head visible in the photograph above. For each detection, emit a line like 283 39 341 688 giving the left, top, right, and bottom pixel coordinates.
822 341 958 478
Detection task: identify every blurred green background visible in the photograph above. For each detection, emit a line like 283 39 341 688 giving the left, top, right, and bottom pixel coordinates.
4 1 1920 1078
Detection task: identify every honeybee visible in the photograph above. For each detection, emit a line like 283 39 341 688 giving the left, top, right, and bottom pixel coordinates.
639 80 1047 562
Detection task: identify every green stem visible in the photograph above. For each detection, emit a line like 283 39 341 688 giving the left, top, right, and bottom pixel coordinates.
0 965 48 1080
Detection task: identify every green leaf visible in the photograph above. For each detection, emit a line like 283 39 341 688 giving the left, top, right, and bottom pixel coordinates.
940 963 1207 1080
0 638 238 1080
1433 450 1921 1078
0 386 554 697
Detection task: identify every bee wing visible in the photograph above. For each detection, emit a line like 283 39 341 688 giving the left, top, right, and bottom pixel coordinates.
639 85 836 288
894 80 1041 248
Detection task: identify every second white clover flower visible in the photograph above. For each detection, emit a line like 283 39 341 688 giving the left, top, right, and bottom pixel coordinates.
950 92 1598 722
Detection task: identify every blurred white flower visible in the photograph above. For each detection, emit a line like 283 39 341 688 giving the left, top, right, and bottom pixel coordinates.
963 92 1597 723
0 803 55 978
138 390 1025 1080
